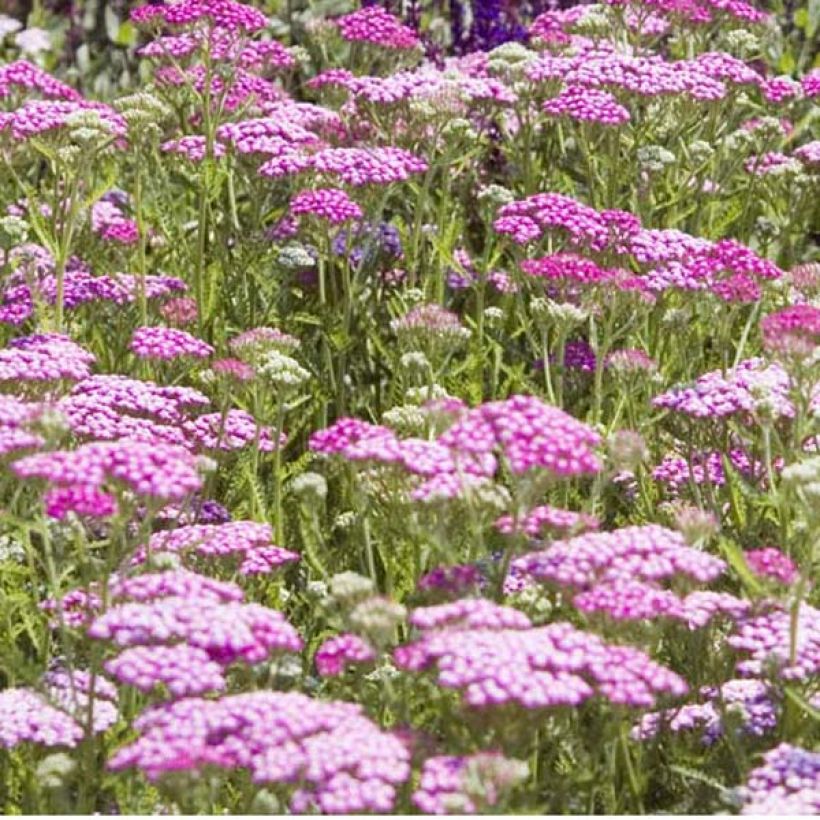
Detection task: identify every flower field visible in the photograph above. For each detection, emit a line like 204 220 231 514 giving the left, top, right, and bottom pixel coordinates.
0 0 818 814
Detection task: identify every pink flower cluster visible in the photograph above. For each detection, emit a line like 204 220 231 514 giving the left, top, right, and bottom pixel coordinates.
0 59 81 101
290 188 363 224
91 198 139 245
57 375 276 457
395 608 688 708
761 304 820 358
437 395 601 477
543 86 631 126
132 520 299 577
0 688 84 749
13 438 205 503
334 6 420 51
0 99 127 141
311 397 599 503
0 334 95 383
109 692 411 812
89 569 302 671
129 326 214 361
262 146 428 186
315 633 376 677
139 28 293 72
131 0 268 33
0 666 119 750
744 547 799 585
494 505 599 538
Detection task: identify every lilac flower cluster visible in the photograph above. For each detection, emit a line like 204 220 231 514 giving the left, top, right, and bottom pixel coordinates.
270 146 427 187
412 752 527 814
507 525 742 625
761 304 820 358
510 524 725 589
43 667 120 734
109 692 411 812
728 603 820 681
632 679 778 744
310 396 599 503
140 29 294 72
91 198 139 245
737 743 820 815
0 99 127 141
105 644 227 698
0 664 120 750
0 263 185 326
437 394 601 478
652 358 793 421
652 448 766 494
0 688 84 749
44 485 118 520
0 394 45 458
497 192 782 301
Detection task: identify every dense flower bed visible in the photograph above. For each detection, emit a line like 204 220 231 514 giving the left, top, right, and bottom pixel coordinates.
0 0 817 815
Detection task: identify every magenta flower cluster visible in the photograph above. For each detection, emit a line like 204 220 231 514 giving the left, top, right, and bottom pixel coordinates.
109 692 411 813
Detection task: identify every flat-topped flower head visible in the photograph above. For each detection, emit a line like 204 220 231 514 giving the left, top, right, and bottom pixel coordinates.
510 524 725 590
395 618 687 709
632 679 778 745
130 326 214 361
108 692 411 812
289 188 362 225
413 753 528 814
0 334 95 384
89 594 301 664
729 603 820 681
315 634 376 677
13 439 205 503
652 359 793 422
0 688 84 749
543 86 630 126
738 743 820 815
230 326 300 360
0 59 81 102
105 645 227 698
438 395 601 478
761 305 820 359
131 0 268 33
334 6 420 51
495 505 599 539
744 547 799 585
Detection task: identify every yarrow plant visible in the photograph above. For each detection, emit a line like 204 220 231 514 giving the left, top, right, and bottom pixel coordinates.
0 0 817 815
